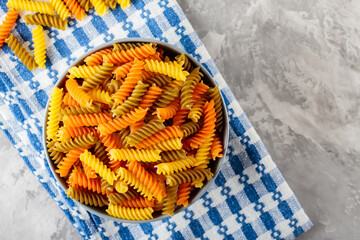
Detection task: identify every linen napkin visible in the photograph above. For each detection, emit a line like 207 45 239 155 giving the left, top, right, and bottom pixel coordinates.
0 0 313 239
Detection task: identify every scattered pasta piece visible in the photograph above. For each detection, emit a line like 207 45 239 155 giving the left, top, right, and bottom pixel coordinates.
1 0 132 70
7 0 55 15
32 25 46 68
24 14 68 30
63 0 87 21
0 8 19 48
5 34 37 70
89 0 108 17
50 0 71 20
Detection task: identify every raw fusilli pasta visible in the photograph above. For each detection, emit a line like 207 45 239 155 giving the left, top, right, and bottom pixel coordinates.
112 59 144 104
7 0 55 15
192 81 209 102
63 93 80 107
116 167 153 200
57 126 97 141
97 107 148 136
80 149 117 185
54 132 97 152
127 160 166 200
188 96 206 122
103 43 156 64
63 112 111 127
113 61 133 80
59 105 101 118
194 133 214 169
89 0 108 17
112 81 148 116
66 186 109 207
93 140 109 163
180 121 201 138
180 67 202 110
188 101 216 149
135 126 183 149
109 148 161 162
56 146 90 177
105 0 118 10
145 75 172 87
24 14 67 30
162 185 178 216
175 53 193 72
63 0 87 20
144 59 189 81
118 196 155 208
47 140 64 165
0 8 19 48
46 41 226 220
113 179 129 193
68 64 101 78
172 109 189 126
32 25 46 69
208 86 224 132
147 137 183 151
117 0 131 10
46 87 64 140
66 78 94 108
87 86 113 105
153 97 180 120
176 183 192 207
5 34 37 70
68 170 103 194
106 205 154 220
138 84 162 109
84 48 112 65
82 63 114 91
155 157 196 175
160 150 187 163
50 0 71 20
152 88 179 109
126 119 165 146
78 0 93 11
211 133 224 160
165 168 213 187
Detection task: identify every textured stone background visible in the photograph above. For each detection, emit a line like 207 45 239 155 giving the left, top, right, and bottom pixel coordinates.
1 0 360 239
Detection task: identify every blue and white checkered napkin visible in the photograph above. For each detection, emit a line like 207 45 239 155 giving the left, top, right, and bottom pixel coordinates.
0 0 313 239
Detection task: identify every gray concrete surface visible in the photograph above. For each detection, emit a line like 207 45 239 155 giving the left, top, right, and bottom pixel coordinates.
1 0 359 239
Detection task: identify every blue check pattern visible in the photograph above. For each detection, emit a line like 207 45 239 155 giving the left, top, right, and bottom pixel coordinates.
0 0 312 239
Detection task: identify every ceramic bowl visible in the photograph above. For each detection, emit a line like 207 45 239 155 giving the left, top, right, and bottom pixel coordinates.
43 38 229 223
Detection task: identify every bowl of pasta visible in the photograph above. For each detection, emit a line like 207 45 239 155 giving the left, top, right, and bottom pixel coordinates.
43 38 229 223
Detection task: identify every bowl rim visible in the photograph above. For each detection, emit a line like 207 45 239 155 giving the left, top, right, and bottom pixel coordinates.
43 37 229 223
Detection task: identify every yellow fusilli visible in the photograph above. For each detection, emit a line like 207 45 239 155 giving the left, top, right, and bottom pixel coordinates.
80 149 117 185
50 0 71 20
109 148 161 162
89 0 108 17
155 157 196 175
8 0 55 15
32 25 46 69
144 59 189 81
68 64 101 78
106 205 154 220
46 87 64 140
